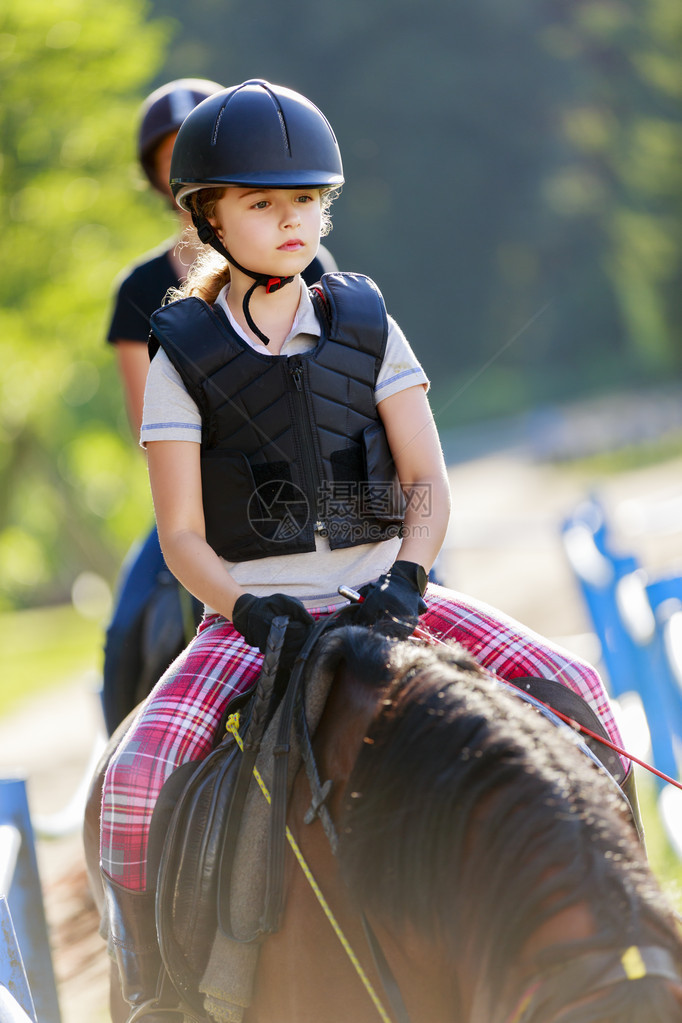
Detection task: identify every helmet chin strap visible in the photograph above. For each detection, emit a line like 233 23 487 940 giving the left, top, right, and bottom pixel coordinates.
195 215 294 346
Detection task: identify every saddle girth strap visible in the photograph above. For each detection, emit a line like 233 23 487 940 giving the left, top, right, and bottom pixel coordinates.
295 693 338 852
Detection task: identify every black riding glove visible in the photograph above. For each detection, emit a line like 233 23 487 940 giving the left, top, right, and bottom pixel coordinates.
353 560 428 639
232 593 315 674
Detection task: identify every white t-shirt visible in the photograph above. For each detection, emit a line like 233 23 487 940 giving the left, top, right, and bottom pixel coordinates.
142 281 429 609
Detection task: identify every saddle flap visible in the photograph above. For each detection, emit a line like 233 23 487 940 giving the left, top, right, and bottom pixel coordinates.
154 619 288 1012
154 617 355 1017
512 676 626 784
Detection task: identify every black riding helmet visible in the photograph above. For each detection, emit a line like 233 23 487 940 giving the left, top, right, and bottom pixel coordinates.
170 79 344 344
137 78 223 190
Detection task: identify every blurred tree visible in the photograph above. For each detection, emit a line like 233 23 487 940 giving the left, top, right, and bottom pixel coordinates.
0 0 170 609
503 0 682 405
562 0 682 371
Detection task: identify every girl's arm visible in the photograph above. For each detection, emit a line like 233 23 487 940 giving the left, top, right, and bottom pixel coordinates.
377 384 451 573
146 438 244 620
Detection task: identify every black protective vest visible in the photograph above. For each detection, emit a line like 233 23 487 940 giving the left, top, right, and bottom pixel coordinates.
149 272 405 562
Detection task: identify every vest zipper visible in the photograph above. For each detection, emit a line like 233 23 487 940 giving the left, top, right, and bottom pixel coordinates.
290 359 328 538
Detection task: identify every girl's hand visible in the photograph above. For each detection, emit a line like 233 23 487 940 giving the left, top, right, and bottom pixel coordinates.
352 560 427 639
232 593 315 673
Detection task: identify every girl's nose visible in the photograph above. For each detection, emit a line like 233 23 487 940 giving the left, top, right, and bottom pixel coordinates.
282 204 301 228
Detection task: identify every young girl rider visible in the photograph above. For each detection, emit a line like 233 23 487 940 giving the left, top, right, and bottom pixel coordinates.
98 80 629 1021
102 79 222 738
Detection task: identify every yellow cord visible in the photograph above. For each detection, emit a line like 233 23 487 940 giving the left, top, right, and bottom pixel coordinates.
225 712 393 1023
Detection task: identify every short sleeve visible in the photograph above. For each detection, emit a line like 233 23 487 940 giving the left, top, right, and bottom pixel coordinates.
140 348 203 447
375 315 429 402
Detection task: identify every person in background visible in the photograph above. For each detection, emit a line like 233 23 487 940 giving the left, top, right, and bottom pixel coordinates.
101 78 222 736
102 78 342 735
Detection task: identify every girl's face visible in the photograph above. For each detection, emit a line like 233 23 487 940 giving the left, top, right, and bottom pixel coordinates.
207 186 322 277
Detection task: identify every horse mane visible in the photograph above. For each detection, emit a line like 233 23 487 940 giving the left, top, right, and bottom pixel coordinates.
331 628 682 1021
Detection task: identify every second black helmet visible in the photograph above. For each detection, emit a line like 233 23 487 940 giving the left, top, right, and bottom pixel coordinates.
137 77 223 187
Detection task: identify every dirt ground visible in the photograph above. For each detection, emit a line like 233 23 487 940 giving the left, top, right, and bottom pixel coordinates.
2 445 682 1023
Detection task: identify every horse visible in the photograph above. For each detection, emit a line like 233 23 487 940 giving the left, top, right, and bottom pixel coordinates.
84 625 682 1023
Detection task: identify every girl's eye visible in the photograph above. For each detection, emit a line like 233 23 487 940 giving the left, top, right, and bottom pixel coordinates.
252 200 269 210
296 194 314 204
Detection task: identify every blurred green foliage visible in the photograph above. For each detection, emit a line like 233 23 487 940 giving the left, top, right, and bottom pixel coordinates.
0 603 102 714
0 0 172 609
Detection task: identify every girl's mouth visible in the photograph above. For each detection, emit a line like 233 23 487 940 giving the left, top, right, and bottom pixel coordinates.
278 240 304 251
